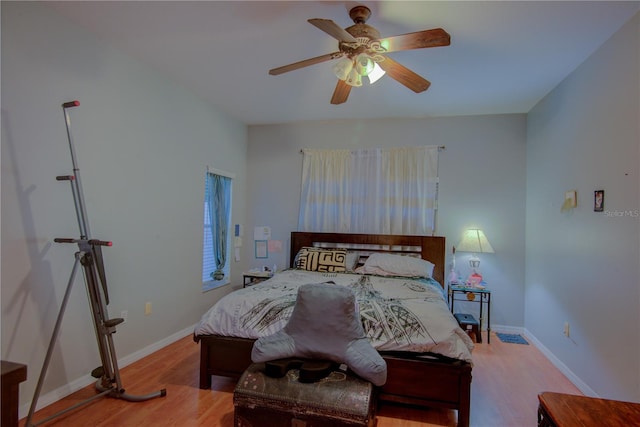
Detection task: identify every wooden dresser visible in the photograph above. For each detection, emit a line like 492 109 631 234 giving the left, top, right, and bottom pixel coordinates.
1 361 27 427
538 391 640 427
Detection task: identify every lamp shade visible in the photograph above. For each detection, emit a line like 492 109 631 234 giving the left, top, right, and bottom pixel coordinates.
456 229 495 254
345 68 363 87
354 53 375 76
332 57 353 81
367 62 386 84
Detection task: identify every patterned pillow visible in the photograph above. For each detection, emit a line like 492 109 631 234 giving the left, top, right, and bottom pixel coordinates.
295 247 347 272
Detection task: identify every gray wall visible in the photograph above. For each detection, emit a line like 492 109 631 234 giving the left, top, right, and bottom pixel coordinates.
526 12 639 401
1 2 248 412
246 115 527 329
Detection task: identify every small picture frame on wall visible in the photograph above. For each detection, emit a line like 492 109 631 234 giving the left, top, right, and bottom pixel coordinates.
561 190 577 212
594 190 604 212
255 240 268 259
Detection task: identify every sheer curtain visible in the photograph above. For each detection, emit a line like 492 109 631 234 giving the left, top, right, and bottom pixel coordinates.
298 146 439 235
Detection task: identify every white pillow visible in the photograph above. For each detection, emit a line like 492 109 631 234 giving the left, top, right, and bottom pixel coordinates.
345 251 360 272
359 253 434 278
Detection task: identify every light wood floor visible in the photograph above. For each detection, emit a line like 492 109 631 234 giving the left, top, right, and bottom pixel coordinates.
22 331 582 427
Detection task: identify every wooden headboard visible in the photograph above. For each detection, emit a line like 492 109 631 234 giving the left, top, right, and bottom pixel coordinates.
290 232 446 288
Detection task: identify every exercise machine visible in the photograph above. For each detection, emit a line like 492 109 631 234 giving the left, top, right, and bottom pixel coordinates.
26 101 166 426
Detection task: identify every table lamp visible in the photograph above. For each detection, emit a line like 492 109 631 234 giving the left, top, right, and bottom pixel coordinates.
456 229 494 286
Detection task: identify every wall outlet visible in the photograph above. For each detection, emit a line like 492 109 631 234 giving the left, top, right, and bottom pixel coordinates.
563 321 570 337
121 310 128 324
145 302 152 316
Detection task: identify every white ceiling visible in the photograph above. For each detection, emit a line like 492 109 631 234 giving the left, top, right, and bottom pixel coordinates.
47 1 639 125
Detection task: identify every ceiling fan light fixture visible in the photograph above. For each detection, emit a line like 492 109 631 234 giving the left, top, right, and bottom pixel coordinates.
367 62 386 84
332 56 354 81
269 6 450 104
345 68 362 87
354 53 375 76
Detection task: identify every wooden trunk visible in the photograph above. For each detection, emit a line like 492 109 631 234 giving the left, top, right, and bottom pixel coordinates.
234 363 376 427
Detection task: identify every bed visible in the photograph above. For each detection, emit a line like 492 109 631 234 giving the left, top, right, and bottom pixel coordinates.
194 232 473 427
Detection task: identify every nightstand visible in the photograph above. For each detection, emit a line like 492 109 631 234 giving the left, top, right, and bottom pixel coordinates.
243 272 272 287
449 284 492 343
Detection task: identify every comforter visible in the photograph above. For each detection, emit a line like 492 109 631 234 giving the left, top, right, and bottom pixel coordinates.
194 269 474 363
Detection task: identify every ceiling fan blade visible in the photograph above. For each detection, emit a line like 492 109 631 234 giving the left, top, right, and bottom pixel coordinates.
377 56 431 93
308 18 358 43
269 52 344 76
330 80 352 104
379 28 450 53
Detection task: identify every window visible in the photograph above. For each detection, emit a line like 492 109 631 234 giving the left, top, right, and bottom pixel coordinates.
202 169 233 291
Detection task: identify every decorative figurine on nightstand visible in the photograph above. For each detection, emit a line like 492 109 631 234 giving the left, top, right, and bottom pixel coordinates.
475 280 487 290
467 269 483 287
465 269 488 289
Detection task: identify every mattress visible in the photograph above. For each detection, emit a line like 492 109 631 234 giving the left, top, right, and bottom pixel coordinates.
194 269 473 363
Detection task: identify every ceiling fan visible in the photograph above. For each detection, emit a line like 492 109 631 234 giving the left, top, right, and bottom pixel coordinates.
268 5 451 105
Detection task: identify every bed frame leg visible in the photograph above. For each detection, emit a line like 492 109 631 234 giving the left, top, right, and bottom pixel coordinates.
458 405 470 427
457 369 472 427
199 343 212 389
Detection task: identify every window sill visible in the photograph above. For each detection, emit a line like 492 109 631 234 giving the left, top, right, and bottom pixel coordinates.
202 278 230 292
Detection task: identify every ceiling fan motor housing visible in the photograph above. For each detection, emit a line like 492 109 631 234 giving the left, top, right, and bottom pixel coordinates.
339 6 382 58
349 5 371 24
345 23 380 41
341 24 381 57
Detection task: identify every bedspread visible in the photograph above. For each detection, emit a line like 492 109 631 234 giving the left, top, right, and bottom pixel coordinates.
194 269 473 363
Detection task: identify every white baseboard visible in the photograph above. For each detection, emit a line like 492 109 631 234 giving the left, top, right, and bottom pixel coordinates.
489 325 596 397
19 325 195 421
523 328 598 397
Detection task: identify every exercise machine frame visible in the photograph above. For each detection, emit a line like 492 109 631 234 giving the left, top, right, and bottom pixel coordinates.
25 101 166 427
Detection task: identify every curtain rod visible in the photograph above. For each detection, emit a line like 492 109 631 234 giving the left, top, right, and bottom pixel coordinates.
300 145 445 154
